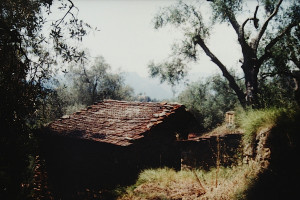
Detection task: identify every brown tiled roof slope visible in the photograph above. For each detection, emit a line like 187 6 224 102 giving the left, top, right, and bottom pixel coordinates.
47 100 184 146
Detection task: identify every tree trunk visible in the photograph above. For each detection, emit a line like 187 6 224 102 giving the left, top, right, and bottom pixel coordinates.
244 68 259 107
292 71 300 106
241 48 260 108
193 35 246 108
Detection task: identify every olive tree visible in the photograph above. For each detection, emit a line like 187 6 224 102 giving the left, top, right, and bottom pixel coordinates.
260 23 300 105
67 56 134 106
178 73 241 130
149 0 300 108
0 0 91 198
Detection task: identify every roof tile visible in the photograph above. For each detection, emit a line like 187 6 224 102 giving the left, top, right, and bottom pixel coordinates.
47 100 183 146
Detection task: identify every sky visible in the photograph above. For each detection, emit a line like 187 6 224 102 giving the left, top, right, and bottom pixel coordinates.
73 0 242 76
54 0 252 99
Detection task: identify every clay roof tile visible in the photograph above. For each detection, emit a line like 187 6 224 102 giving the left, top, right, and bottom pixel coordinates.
47 100 183 146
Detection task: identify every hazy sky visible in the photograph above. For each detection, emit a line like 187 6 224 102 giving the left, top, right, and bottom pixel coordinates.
72 0 243 80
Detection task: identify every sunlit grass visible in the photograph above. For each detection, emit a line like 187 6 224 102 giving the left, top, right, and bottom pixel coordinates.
118 162 261 200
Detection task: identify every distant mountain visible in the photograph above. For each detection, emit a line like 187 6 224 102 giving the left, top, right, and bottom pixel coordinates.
124 72 175 100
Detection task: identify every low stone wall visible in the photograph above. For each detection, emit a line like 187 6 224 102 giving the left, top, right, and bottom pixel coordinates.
243 128 271 169
179 134 242 170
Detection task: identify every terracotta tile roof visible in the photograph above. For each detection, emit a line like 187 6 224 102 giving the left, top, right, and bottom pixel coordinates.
47 100 184 146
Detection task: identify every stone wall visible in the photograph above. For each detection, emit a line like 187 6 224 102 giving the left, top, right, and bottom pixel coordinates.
180 134 242 170
243 128 271 169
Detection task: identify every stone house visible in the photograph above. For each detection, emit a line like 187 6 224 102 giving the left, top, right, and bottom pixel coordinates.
40 100 198 195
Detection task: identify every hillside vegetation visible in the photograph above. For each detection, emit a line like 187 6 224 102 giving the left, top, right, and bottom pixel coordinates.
117 107 300 200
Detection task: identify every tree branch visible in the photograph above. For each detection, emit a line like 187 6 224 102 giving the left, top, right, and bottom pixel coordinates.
258 22 298 66
82 66 90 83
253 0 283 50
290 51 300 69
241 5 259 35
241 18 251 35
253 5 259 29
193 35 245 106
225 6 253 53
55 0 75 28
225 8 241 37
239 18 253 45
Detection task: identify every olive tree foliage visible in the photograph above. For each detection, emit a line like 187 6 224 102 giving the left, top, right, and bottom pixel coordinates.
259 23 300 106
149 0 300 108
258 74 297 108
0 0 91 130
37 56 135 122
0 0 91 198
178 73 241 130
65 56 134 108
37 55 137 123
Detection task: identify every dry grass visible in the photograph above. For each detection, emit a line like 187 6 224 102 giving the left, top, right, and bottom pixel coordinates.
118 161 261 200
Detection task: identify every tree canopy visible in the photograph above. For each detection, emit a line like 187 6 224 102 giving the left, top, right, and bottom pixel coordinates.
0 0 91 130
0 0 91 198
34 56 135 125
149 0 300 108
178 72 241 130
67 56 134 106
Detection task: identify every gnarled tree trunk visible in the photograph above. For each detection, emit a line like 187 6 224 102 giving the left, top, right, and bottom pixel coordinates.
241 46 260 107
